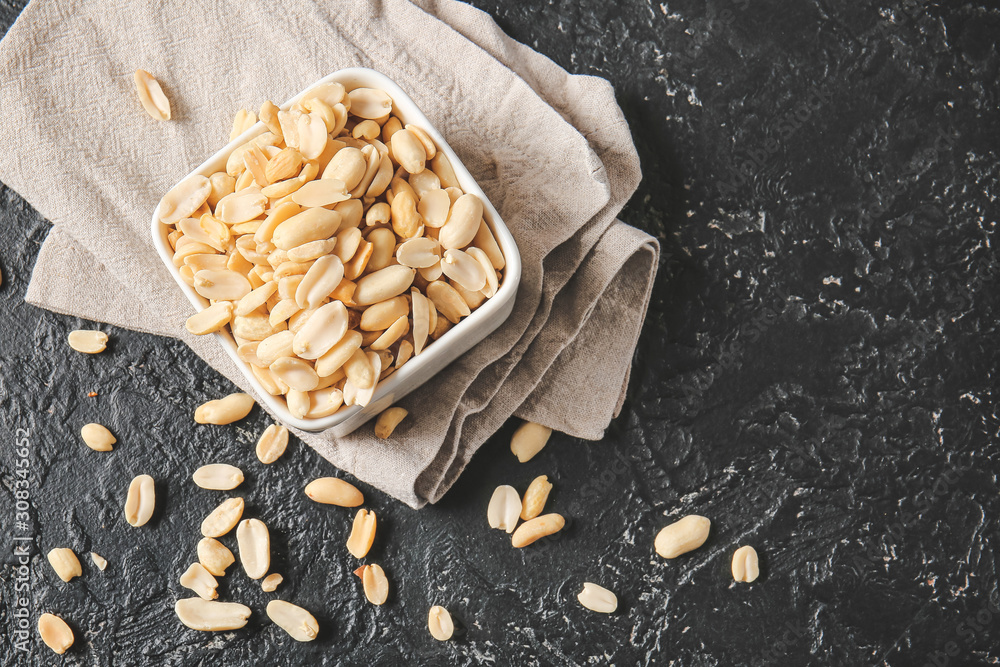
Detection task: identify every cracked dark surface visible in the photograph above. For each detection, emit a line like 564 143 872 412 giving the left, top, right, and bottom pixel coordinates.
1 0 999 665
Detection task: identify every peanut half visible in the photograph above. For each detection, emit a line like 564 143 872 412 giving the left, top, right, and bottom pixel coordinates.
577 582 618 614
266 600 319 642
175 598 251 631
374 407 408 439
510 421 552 463
194 393 255 425
654 515 711 559
428 605 454 641
262 573 284 592
511 513 565 548
192 463 244 490
38 613 74 654
359 564 389 605
520 475 553 521
487 485 521 534
80 423 116 452
346 509 377 558
304 477 363 507
186 301 233 335
68 329 108 354
256 424 289 464
47 548 82 582
201 497 245 537
124 474 156 527
133 69 171 121
198 537 235 576
236 518 270 580
732 545 760 583
180 563 219 600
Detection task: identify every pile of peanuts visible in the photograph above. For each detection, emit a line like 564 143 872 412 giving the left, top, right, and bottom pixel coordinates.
159 82 506 419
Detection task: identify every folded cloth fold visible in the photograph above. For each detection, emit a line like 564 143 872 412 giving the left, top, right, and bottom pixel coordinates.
1 0 658 508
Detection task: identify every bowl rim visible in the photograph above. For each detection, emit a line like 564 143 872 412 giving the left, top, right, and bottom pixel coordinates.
150 67 521 432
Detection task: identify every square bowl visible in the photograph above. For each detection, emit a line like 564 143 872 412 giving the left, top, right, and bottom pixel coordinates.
151 67 521 435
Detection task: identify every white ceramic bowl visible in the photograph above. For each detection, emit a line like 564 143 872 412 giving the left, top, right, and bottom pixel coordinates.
151 68 521 435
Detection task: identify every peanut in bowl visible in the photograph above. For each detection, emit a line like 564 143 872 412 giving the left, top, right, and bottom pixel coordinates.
150 68 521 435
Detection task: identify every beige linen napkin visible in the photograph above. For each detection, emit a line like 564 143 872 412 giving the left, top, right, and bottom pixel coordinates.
0 0 658 508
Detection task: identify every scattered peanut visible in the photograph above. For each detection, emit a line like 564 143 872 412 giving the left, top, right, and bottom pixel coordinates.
511 513 565 548
124 474 156 527
180 563 219 600
133 69 171 121
175 598 251 631
67 329 108 354
732 545 760 583
198 537 235 576
192 463 244 490
346 509 377 558
428 605 454 641
47 548 82 582
304 477 363 507
374 407 408 439
256 424 289 464
236 518 270 580
510 421 552 463
360 564 389 605
90 552 107 571
194 393 255 425
654 515 711 559
266 600 319 642
520 475 553 521
38 613 74 654
80 423 116 451
487 485 521 533
262 573 284 592
201 497 245 537
577 582 618 614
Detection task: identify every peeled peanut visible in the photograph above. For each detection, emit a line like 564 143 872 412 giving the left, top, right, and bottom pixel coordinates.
305 477 364 506
390 129 426 174
323 147 367 190
510 421 552 463
195 393 255 425
366 227 398 271
80 423 116 452
347 87 393 119
374 407 408 439
439 194 482 250
441 248 486 292
353 265 415 306
390 189 423 239
425 281 470 324
272 208 342 250
511 513 565 548
293 300 349 360
38 613 74 654
732 545 760 583
396 237 441 268
654 515 711 559
315 330 364 377
124 475 156 527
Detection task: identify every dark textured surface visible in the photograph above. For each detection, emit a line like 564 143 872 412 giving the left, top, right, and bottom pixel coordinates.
1 0 999 665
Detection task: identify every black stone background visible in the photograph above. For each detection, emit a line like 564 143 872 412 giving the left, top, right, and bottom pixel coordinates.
1 0 998 665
